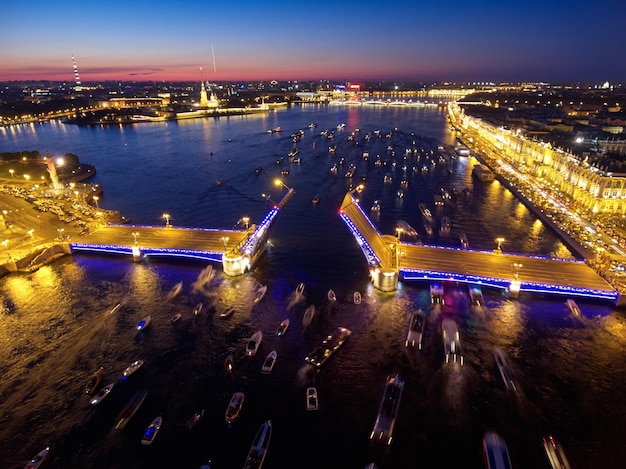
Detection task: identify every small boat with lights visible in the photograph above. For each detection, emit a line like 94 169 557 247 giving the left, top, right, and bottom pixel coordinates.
493 347 517 392
469 285 484 306
186 409 205 430
253 285 267 304
141 416 162 445
220 306 236 319
85 367 104 395
306 387 319 411
136 315 151 332
243 420 272 469
24 446 49 469
459 232 469 248
90 382 115 405
472 164 495 182
483 431 512 469
430 283 444 305
122 360 144 380
542 435 571 469
296 282 305 296
276 318 290 337
566 299 586 325
353 291 362 304
261 350 277 374
312 194 320 205
193 303 203 316
405 309 425 349
442 319 463 365
418 203 432 220
166 281 183 301
225 392 245 423
327 289 337 302
171 313 182 324
370 374 404 445
245 331 263 357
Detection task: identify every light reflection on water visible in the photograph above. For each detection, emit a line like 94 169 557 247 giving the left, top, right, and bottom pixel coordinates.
1 104 625 469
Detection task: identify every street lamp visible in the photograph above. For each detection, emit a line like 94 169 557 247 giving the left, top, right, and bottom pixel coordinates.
132 231 139 245
93 196 99 208
9 169 14 178
274 178 291 191
396 227 404 242
24 174 30 183
221 236 229 250
495 237 505 253
513 262 523 280
163 213 171 227
242 216 250 230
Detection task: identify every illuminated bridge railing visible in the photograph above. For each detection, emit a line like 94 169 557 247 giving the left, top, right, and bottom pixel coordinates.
70 243 225 263
338 211 380 266
240 206 279 257
400 267 619 302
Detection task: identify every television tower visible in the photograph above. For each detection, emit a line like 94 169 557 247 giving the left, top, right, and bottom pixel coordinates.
72 54 82 92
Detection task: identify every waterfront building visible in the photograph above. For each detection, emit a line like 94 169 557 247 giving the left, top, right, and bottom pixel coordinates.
452 103 626 215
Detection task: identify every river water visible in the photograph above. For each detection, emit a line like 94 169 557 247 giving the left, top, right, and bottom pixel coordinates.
1 103 625 469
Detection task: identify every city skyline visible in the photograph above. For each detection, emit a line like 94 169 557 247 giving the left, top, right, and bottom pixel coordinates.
2 0 625 84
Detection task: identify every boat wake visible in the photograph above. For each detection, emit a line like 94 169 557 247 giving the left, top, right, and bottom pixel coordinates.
286 291 305 310
296 364 316 387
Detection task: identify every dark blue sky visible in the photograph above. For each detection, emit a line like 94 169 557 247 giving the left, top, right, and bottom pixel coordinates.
2 0 624 83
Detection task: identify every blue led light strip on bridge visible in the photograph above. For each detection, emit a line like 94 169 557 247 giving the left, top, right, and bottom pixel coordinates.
338 212 380 266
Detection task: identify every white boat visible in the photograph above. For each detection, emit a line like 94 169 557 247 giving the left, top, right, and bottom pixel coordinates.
122 360 144 380
542 435 571 469
442 319 463 366
276 318 290 337
225 392 245 423
493 347 517 392
566 299 586 325
166 281 183 301
243 420 272 469
327 289 337 301
371 200 381 213
85 367 104 395
296 282 305 296
353 291 362 304
418 203 432 220
261 350 277 374
136 315 151 331
253 285 267 304
459 232 469 248
141 416 162 445
219 306 236 319
469 285 484 306
303 305 315 327
370 374 404 445
224 355 234 374
90 382 115 405
24 446 49 469
483 431 512 469
306 387 319 411
312 194 320 205
430 283 444 305
193 303 203 315
245 331 263 357
186 409 205 430
108 302 123 315
171 313 182 324
405 309 425 349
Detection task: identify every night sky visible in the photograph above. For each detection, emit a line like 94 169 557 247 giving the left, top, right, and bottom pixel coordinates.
2 0 625 83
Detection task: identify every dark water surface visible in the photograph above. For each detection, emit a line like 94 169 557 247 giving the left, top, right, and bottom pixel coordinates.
1 104 625 469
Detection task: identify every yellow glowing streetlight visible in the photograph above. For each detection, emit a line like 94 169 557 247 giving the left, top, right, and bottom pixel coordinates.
513 262 523 280
9 169 14 178
132 231 139 245
24 174 30 182
396 227 404 242
221 236 230 250
1 239 8 249
242 216 250 230
163 213 171 227
93 196 99 208
495 237 505 253
274 179 291 191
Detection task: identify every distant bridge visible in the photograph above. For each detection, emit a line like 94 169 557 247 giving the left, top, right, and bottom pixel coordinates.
338 191 619 303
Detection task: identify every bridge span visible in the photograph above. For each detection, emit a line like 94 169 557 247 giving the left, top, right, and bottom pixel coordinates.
339 191 619 303
69 188 294 276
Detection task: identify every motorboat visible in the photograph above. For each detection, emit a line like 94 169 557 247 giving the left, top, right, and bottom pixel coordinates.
85 367 104 394
253 285 267 304
327 289 337 302
193 303 203 316
245 331 263 357
220 306 236 319
440 216 451 234
186 409 205 431
303 305 315 327
353 291 362 304
306 387 319 411
430 283 444 305
276 318 290 337
469 285 484 306
267 126 282 133
459 232 469 248
418 203 433 220
261 350 277 374
483 431 512 469
370 374 404 445
122 359 144 381
141 416 162 445
312 194 320 205
243 420 272 469
171 313 182 324
296 282 305 296
115 389 148 430
90 382 115 405
24 446 49 469
225 392 245 423
224 355 234 374
442 318 463 366
566 299 586 324
493 347 517 392
166 281 183 301
305 327 351 368
371 200 381 213
542 435 572 469
108 302 123 315
405 309 425 349
136 315 151 332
